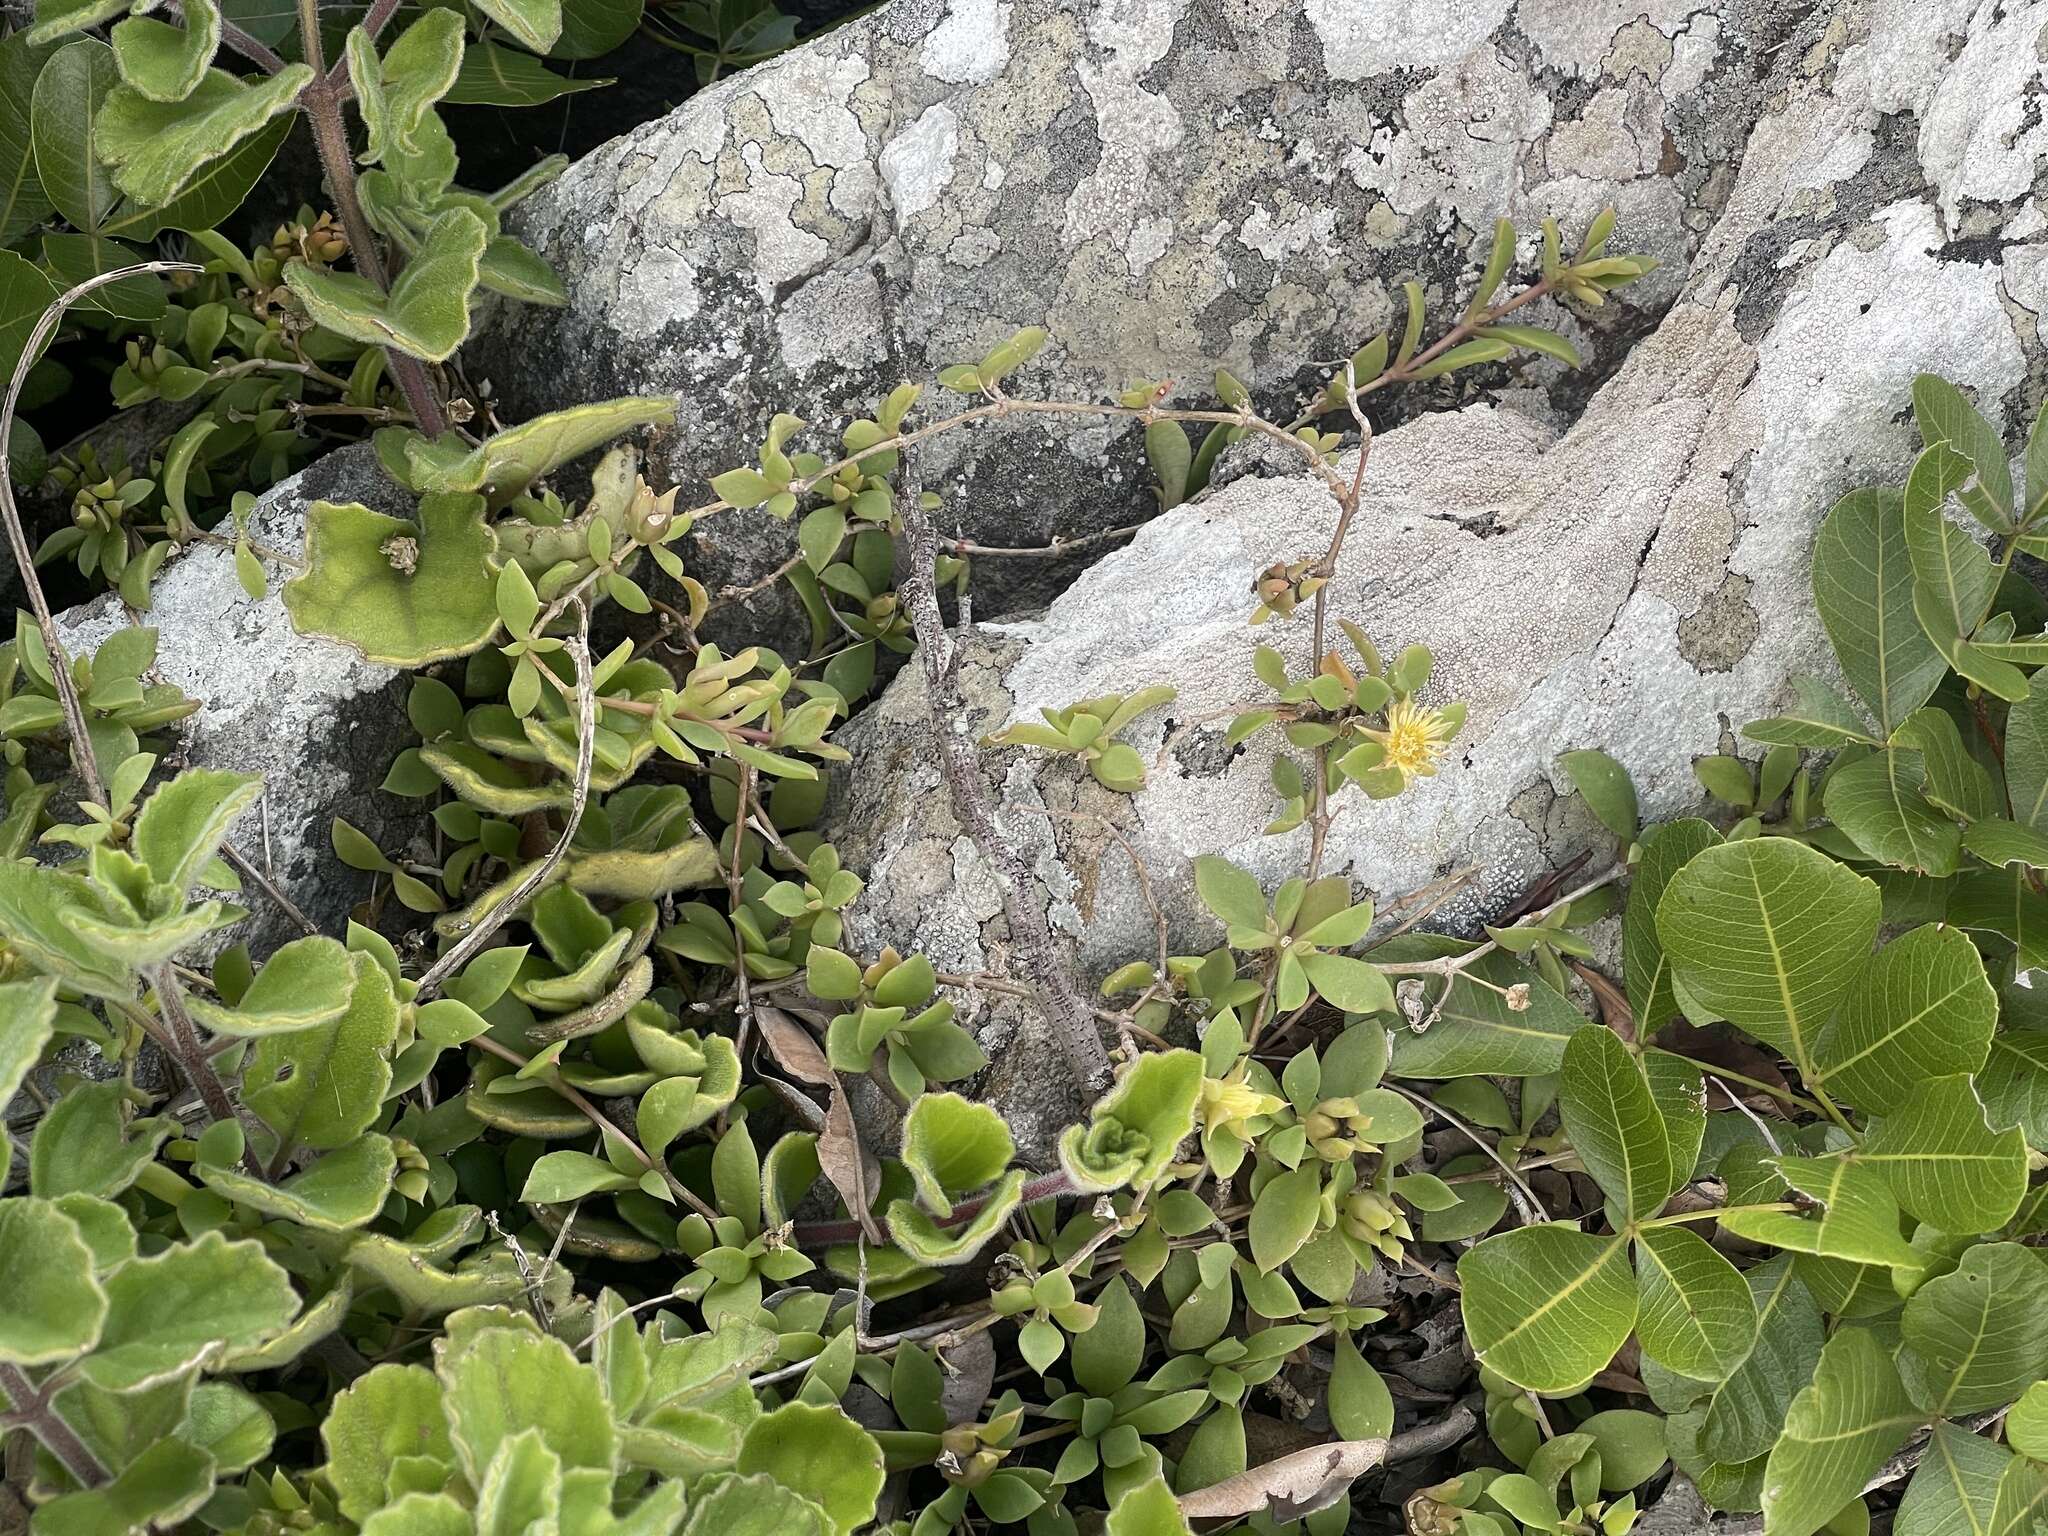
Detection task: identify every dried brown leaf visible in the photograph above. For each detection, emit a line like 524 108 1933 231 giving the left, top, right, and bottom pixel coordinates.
757 1003 834 1086
821 1070 884 1244
1175 1437 1389 1522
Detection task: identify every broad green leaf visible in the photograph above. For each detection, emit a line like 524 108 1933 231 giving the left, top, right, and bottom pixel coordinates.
1906 441 2029 700
522 1149 639 1202
110 0 219 103
26 0 129 41
83 1230 299 1390
185 933 352 1035
1746 675 1881 747
1719 1155 1920 1270
42 230 164 319
184 1380 276 1472
734 1402 884 1536
1299 951 1394 1013
1812 487 1944 733
1193 855 1265 930
288 206 486 362
100 107 291 241
133 767 262 892
1657 837 1878 1077
1964 819 2048 871
0 33 56 245
283 493 501 664
449 41 608 105
1989 1452 2048 1536
0 1197 107 1363
31 40 118 234
1895 1420 2009 1536
1897 1242 2048 1415
1700 1256 1824 1465
2006 682 2048 831
1762 1328 1921 1536
479 235 566 305
2011 1381 2048 1458
1914 373 2013 531
897 1090 1013 1215
476 1428 562 1536
1071 1275 1146 1397
1893 706 1999 822
321 1363 457 1523
403 397 675 508
96 64 312 207
1822 751 1960 877
1950 867 2048 970
0 976 58 1185
1107 1475 1192 1536
1558 749 1637 841
1809 924 1995 1115
1387 949 1591 1077
0 249 60 389
679 1474 831 1536
1458 1226 1635 1394
245 951 399 1155
1857 1074 2027 1233
553 0 642 56
200 1135 398 1232
1559 1025 1672 1220
472 0 562 51
1635 1224 1756 1383
439 1325 615 1485
1624 820 1722 1032
1979 1023 2048 1145
361 1493 473 1536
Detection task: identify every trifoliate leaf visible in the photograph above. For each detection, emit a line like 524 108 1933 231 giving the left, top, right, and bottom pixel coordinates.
1808 924 1994 1115
1761 1329 1919 1536
1458 1226 1635 1394
1634 1224 1756 1383
1856 1074 2027 1233
1657 837 1878 1079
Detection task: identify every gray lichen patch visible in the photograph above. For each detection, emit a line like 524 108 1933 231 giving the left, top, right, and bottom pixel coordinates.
1677 572 1761 673
471 0 1818 649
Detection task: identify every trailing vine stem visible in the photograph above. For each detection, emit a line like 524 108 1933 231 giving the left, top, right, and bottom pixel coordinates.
292 0 449 438
415 601 596 1000
895 461 1115 1094
1 264 205 811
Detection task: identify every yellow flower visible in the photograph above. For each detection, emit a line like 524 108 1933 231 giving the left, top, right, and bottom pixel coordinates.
1371 698 1459 783
1200 1072 1284 1138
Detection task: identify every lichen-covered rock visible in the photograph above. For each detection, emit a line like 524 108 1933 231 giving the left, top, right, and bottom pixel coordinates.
53 445 423 957
825 0 2048 1053
473 0 1810 640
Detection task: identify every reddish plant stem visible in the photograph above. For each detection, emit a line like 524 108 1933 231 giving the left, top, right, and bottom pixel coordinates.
0 1363 106 1490
293 0 449 438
